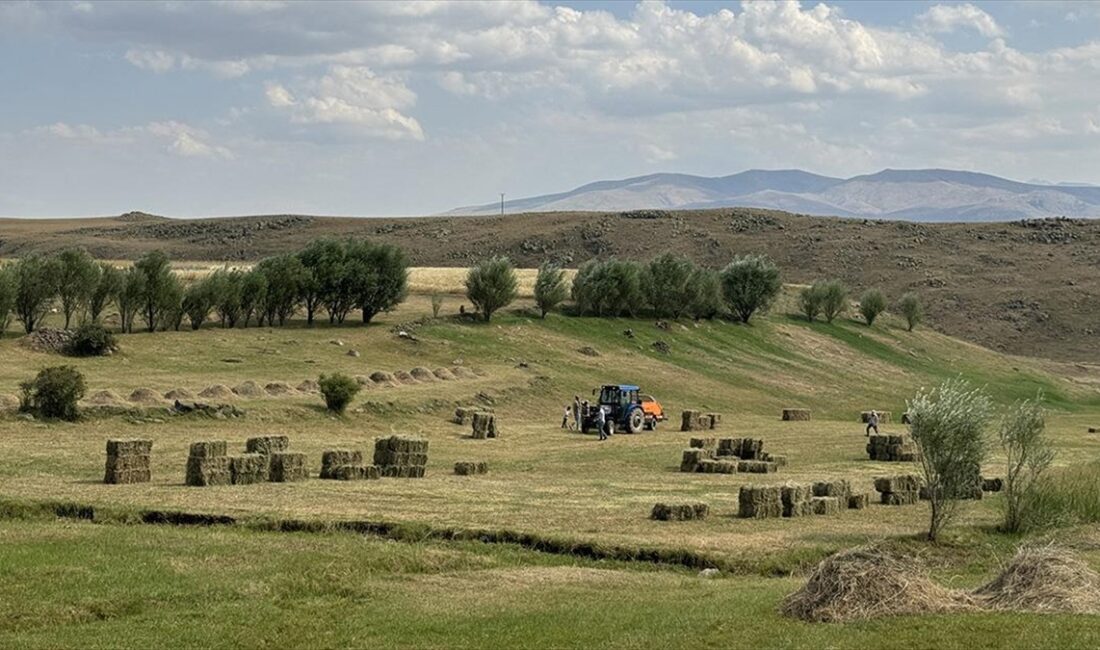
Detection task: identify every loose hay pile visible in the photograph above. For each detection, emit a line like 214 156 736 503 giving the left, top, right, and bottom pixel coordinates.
86 390 124 406
781 547 973 622
264 382 296 396
454 461 489 476
163 388 194 401
232 381 265 397
104 439 152 484
471 412 499 439
866 434 920 462
296 379 320 393
198 384 235 400
128 388 164 405
874 474 922 505
433 368 456 381
374 436 429 478
974 545 1100 614
369 371 397 387
410 367 438 382
185 441 231 487
393 370 418 385
782 408 811 421
651 503 709 521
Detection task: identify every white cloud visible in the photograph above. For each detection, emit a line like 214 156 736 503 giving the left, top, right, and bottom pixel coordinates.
265 83 296 107
125 48 176 73
917 3 1004 38
29 120 232 159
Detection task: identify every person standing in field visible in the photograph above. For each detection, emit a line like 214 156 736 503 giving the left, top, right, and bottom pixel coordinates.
866 410 880 436
572 395 581 431
596 406 608 441
561 405 572 430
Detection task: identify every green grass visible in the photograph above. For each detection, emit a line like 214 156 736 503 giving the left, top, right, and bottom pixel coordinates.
1 520 1099 649
1021 460 1100 532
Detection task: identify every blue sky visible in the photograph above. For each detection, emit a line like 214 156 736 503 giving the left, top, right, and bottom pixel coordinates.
1 0 1099 217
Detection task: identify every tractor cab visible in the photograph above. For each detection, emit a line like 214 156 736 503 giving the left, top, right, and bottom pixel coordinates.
581 384 663 434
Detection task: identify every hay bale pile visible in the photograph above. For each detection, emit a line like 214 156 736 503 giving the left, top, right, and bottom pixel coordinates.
454 461 489 476
781 483 814 518
782 408 811 421
245 435 289 456
874 475 921 505
104 439 152 484
847 493 869 510
680 410 715 431
680 448 713 472
737 460 777 474
866 434 920 462
651 503 709 521
453 406 492 425
269 452 309 482
718 437 765 460
780 546 973 622
185 441 231 486
860 411 893 424
374 436 429 478
738 485 783 519
696 459 739 474
761 452 788 467
974 545 1100 614
813 479 852 503
812 496 841 515
689 437 716 449
228 453 269 485
320 449 379 481
471 412 499 439
680 437 780 473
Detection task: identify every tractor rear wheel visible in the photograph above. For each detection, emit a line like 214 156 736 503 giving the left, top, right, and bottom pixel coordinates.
627 408 645 434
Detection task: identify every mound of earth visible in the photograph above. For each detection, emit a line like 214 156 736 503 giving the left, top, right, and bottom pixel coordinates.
198 384 235 400
975 545 1100 614
410 367 438 382
164 388 195 401
781 547 974 622
19 328 73 354
264 382 296 396
232 381 265 398
128 388 164 405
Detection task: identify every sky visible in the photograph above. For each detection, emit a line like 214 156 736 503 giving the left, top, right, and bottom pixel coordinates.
1 0 1099 218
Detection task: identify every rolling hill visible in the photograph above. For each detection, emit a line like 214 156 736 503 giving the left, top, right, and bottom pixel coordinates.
449 169 1100 221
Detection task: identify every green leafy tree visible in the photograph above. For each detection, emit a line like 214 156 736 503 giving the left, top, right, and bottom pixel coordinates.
345 241 408 324
570 259 643 317
0 265 15 333
256 254 307 326
907 378 993 542
239 269 268 327
720 254 781 324
999 395 1054 533
134 251 176 332
13 254 59 334
642 253 695 318
207 270 243 328
533 262 568 318
859 289 887 326
686 267 723 320
116 267 146 334
182 278 215 330
87 263 123 324
19 366 86 421
819 280 848 324
66 323 117 357
159 276 185 332
466 257 518 322
54 248 99 329
898 292 924 332
799 283 823 322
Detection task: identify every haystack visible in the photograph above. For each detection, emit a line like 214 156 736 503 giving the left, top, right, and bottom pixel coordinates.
229 453 269 485
198 384 235 400
689 437 716 449
762 452 788 467
813 479 852 502
782 408 811 421
245 435 289 456
780 547 973 622
296 379 320 393
185 441 230 486
86 389 123 406
128 388 164 405
874 474 922 505
651 503 709 521
866 434 920 462
781 483 814 518
369 371 397 387
848 494 869 510
451 366 478 379
320 450 364 479
707 413 722 429
454 461 489 476
232 381 265 398
974 545 1100 614
393 370 418 385
0 393 19 413
471 412 498 439
680 410 712 431
163 388 195 401
738 485 783 519
453 406 491 425
737 460 777 474
264 382 296 396
374 436 429 478
811 496 841 515
433 368 456 381
680 448 713 472
104 438 152 484
269 452 309 482
410 367 438 382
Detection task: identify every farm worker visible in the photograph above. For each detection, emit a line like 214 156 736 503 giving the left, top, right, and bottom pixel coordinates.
597 406 608 441
572 395 581 430
562 405 572 430
866 410 880 436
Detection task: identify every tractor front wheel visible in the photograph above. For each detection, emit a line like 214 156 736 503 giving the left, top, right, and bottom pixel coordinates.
627 408 645 434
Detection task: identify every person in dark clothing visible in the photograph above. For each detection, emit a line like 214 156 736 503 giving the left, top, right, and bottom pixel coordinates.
866 410 880 436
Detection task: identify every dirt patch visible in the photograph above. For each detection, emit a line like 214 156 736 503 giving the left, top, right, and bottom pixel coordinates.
975 545 1100 614
781 546 974 622
199 384 235 400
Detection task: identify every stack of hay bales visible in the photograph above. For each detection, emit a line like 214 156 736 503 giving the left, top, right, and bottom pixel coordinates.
874 475 921 505
186 441 231 486
680 437 780 473
737 460 777 474
781 483 814 517
228 453 269 485
681 410 714 431
651 503 709 521
453 406 491 425
104 439 152 484
696 459 739 474
320 450 379 481
454 461 489 476
847 493 870 510
738 485 783 519
471 412 498 439
681 448 714 472
860 411 893 424
689 437 716 449
782 408 811 421
866 434 921 462
811 496 841 515
718 438 765 460
813 479 852 503
244 436 307 482
761 452 789 467
374 436 429 478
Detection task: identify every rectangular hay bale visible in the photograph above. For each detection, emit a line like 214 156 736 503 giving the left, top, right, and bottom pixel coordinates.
188 440 228 458
781 483 814 518
229 453 269 485
782 408 811 421
185 456 231 487
811 496 841 515
269 452 308 482
848 493 869 510
321 450 364 479
738 485 783 519
881 490 919 506
106 439 153 457
245 436 290 455
689 437 716 449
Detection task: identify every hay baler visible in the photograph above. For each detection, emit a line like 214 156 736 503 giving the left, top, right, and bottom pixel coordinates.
582 384 665 434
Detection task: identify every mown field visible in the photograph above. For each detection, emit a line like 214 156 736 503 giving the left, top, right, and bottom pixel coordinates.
2 277 1100 647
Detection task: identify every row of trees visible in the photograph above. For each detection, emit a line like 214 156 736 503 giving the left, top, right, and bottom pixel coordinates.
0 240 408 334
799 281 924 330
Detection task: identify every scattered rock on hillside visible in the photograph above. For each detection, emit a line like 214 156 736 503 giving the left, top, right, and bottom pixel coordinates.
652 340 671 354
19 328 73 353
172 400 245 419
347 350 360 357
578 346 600 357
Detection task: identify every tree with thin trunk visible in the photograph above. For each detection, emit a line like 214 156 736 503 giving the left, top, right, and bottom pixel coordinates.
466 257 517 322
533 262 568 318
859 289 887 326
898 292 924 332
55 249 99 329
13 254 59 334
87 263 123 324
999 395 1054 533
720 254 781 324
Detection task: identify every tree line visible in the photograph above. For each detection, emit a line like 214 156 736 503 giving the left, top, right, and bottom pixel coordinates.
0 239 407 334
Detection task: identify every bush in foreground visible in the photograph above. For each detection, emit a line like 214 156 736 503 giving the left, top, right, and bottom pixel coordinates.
318 373 360 414
19 366 86 421
66 322 118 357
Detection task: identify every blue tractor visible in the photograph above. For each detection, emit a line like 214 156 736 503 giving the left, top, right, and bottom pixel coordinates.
581 384 664 434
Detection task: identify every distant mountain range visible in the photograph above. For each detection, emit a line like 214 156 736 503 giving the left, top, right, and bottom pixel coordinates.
449 169 1100 221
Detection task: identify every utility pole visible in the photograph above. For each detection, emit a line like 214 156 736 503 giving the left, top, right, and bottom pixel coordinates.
500 193 505 216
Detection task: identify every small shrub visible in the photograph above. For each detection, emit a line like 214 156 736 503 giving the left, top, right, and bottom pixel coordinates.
318 373 360 414
799 284 823 322
66 322 117 357
431 293 444 318
999 395 1054 533
898 292 923 331
720 255 781 324
818 280 848 323
533 263 568 318
859 289 887 326
466 257 518 322
19 366 86 421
